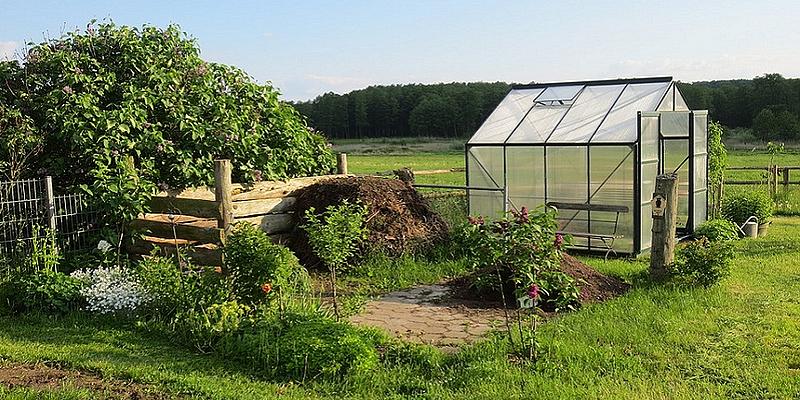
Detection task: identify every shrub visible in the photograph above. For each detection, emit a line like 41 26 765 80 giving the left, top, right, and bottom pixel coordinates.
458 207 579 312
671 238 735 287
302 200 368 318
70 265 149 314
224 223 310 305
0 22 335 226
135 255 230 319
176 300 254 351
695 219 739 242
4 269 84 314
722 191 774 224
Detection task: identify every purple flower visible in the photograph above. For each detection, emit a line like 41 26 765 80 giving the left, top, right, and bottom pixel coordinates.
62 85 73 95
554 233 564 249
155 144 164 153
467 216 485 226
527 284 540 300
252 169 263 182
515 206 529 224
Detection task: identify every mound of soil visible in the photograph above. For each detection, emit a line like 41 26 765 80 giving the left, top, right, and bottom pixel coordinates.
292 176 448 267
0 362 171 399
449 254 629 308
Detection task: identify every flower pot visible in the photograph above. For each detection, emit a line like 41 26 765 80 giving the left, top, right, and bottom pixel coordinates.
758 221 771 237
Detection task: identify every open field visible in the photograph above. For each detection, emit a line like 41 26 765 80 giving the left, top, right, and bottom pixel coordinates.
1 217 799 399
346 143 800 214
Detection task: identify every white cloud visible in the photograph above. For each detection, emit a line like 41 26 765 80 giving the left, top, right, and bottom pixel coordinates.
0 41 17 60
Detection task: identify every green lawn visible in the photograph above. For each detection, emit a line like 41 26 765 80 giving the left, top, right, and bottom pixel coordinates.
1 218 799 399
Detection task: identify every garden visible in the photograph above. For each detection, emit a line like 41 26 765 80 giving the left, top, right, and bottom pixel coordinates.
0 22 798 400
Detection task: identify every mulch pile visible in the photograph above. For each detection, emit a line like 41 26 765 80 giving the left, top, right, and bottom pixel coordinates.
449 254 630 308
292 176 449 267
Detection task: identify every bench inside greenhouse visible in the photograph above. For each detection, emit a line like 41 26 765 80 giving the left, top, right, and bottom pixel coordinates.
546 202 630 259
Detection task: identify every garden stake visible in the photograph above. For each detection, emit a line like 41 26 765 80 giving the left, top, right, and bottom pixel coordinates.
494 263 514 347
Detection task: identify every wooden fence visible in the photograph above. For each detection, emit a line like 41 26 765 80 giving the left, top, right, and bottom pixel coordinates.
127 159 348 266
725 165 800 196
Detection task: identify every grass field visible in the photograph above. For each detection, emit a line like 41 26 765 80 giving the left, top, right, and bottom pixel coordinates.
1 218 798 399
346 145 800 215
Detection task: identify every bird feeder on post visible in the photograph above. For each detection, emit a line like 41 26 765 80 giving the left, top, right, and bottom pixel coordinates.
650 173 679 279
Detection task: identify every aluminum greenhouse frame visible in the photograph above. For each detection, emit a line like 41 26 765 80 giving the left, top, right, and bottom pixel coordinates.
465 77 708 255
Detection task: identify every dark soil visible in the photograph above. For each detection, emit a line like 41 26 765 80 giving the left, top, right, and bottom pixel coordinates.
292 176 449 267
449 254 630 309
0 362 173 399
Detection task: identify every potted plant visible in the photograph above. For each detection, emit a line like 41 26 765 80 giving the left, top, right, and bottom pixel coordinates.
721 191 774 237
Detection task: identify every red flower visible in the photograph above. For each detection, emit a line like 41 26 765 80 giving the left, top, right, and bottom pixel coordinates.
527 284 540 300
261 283 272 294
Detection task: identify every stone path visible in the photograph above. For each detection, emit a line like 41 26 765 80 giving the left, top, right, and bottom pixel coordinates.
349 284 508 348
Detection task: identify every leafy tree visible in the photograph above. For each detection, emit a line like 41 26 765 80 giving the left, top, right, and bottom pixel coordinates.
0 22 335 227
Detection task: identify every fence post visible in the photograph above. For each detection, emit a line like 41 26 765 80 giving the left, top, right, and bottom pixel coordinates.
214 160 233 238
770 165 778 197
650 173 679 279
44 176 56 232
783 167 790 190
337 153 348 175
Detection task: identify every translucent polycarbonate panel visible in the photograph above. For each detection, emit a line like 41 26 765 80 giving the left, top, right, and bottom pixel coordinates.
641 114 659 162
694 113 708 153
506 105 569 143
547 84 626 143
695 154 707 191
536 85 583 103
592 82 670 143
661 111 690 137
506 147 545 211
468 89 543 144
658 84 675 111
639 161 658 251
467 146 505 218
546 146 589 247
589 146 635 253
693 191 707 230
675 88 690 111
662 139 690 229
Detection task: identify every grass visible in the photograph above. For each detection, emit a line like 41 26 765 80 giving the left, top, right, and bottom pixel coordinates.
1 218 799 398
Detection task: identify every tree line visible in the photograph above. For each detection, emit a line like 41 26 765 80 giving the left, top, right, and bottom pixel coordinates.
294 73 800 141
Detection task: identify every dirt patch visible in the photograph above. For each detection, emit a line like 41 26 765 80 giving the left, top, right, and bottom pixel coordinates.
292 176 448 267
448 254 630 307
0 363 172 399
560 254 630 303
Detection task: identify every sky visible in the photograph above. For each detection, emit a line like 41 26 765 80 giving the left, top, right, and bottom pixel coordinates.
1 0 799 101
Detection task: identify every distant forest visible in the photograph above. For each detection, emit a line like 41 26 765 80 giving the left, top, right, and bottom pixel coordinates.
293 74 800 141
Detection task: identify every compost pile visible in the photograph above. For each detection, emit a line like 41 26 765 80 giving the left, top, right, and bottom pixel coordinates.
292 176 448 267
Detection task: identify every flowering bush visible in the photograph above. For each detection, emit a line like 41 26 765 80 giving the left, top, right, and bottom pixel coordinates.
71 265 149 314
459 207 579 311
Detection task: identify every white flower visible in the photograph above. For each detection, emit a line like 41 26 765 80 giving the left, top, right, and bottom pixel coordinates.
71 265 149 314
96 240 114 253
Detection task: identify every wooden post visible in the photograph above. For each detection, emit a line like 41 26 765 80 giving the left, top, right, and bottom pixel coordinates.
214 160 233 237
337 153 348 175
650 173 679 279
770 165 778 197
783 167 790 190
44 176 56 231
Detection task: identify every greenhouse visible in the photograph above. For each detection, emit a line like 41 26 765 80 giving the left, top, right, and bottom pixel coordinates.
466 77 708 255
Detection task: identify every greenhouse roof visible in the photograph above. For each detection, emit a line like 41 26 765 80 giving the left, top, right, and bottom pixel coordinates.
468 77 689 145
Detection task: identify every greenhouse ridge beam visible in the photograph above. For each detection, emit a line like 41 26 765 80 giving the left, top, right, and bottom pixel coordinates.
512 76 672 90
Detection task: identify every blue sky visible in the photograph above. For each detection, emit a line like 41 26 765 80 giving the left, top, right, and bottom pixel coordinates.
1 0 798 101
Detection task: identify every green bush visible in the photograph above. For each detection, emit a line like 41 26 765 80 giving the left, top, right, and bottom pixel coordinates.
672 238 735 287
176 300 254 351
224 223 310 305
4 269 84 314
722 191 774 224
458 207 578 311
136 255 230 319
0 22 335 225
695 219 739 242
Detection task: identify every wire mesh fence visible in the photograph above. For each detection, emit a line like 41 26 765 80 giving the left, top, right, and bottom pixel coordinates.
0 177 100 263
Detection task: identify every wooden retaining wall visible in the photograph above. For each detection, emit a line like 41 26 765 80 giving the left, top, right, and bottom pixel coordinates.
127 159 347 265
